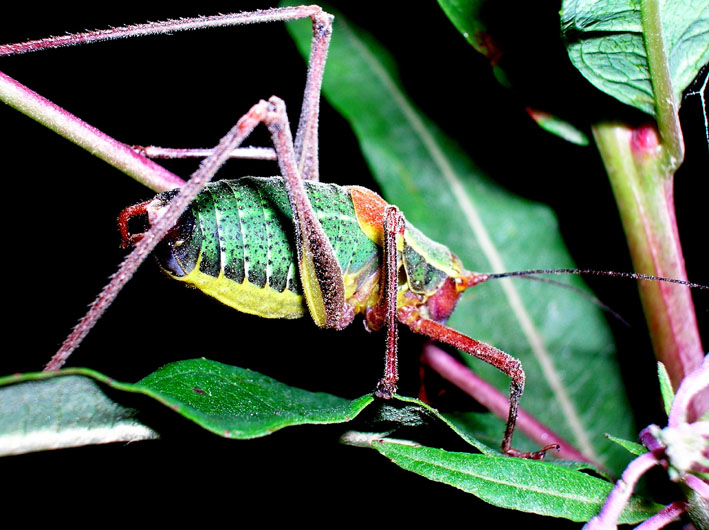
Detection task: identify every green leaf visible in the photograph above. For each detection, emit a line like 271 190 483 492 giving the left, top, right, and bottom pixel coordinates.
381 395 496 455
370 440 662 523
561 0 709 116
657 362 674 416
132 359 373 439
286 2 634 473
443 411 539 455
436 0 505 70
0 373 157 456
526 108 590 146
605 433 648 456
437 1 590 145
0 361 374 455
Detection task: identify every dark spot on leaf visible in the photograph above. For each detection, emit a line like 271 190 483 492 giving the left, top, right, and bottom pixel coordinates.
193 386 205 395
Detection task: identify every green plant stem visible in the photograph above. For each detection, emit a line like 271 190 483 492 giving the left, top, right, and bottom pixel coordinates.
640 0 684 171
590 0 706 420
592 122 705 420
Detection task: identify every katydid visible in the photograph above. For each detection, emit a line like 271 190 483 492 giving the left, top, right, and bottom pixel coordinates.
1 6 705 463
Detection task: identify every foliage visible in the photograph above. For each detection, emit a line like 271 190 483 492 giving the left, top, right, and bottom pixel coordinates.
1 0 706 525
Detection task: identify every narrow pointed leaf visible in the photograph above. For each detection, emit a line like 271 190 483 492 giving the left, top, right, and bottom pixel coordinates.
561 0 709 116
381 394 496 455
442 411 539 455
286 3 633 472
370 440 662 523
606 433 648 456
657 362 675 416
437 0 590 145
132 359 373 438
436 0 506 71
526 108 590 146
0 373 158 456
0 360 374 455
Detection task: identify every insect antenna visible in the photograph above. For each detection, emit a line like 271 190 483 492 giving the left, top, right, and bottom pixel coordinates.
484 268 709 290
468 268 707 328
508 275 631 327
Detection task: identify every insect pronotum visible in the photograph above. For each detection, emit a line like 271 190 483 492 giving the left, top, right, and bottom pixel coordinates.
2 3 704 474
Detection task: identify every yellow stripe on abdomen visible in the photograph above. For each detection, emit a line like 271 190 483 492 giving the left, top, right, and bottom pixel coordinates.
178 266 306 320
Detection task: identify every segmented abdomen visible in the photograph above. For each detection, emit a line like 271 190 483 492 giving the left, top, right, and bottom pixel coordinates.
156 176 380 319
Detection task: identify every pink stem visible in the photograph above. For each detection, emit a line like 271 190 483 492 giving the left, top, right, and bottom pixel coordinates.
669 355 709 427
592 122 706 420
634 501 687 530
684 474 709 500
0 71 184 193
584 452 660 529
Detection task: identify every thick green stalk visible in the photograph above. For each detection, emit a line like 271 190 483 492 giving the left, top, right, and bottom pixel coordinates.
590 0 705 419
640 0 684 170
592 122 704 418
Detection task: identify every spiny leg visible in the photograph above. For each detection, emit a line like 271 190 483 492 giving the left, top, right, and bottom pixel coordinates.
1 7 333 183
44 97 300 371
256 96 346 329
403 316 559 459
374 206 405 398
291 8 332 181
134 8 332 181
3 7 340 368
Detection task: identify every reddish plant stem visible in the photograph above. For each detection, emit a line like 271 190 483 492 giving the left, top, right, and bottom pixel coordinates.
635 501 687 530
669 355 709 427
592 122 706 420
0 71 184 192
421 344 594 465
584 451 660 529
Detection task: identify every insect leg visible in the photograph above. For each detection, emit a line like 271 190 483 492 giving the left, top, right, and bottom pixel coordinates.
1 7 332 180
257 96 347 329
402 315 559 459
136 6 331 180
44 98 298 371
292 9 332 182
374 205 405 398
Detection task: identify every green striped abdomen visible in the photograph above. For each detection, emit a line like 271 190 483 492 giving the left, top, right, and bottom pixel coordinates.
155 176 380 319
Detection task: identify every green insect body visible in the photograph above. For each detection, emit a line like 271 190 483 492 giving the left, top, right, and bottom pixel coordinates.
132 176 465 325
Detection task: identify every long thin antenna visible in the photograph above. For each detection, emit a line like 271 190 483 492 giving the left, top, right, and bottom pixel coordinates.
512 275 631 326
484 268 708 290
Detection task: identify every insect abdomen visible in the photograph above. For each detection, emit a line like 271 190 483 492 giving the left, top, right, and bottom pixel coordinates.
156 176 380 319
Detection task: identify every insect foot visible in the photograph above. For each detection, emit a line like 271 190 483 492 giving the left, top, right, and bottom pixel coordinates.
505 444 562 460
374 379 398 399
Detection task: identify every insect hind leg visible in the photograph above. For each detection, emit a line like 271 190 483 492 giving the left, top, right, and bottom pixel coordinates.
404 316 560 459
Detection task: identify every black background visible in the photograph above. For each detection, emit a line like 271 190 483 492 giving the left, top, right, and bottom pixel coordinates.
1 2 706 526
